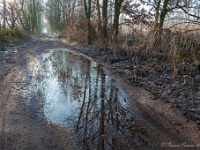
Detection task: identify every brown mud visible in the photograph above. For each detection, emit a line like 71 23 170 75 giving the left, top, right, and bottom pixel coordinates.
0 36 199 150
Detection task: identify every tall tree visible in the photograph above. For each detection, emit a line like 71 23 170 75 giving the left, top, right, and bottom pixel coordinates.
83 0 92 44
3 0 6 39
102 0 108 42
113 0 124 39
18 0 43 34
146 0 173 44
96 0 102 34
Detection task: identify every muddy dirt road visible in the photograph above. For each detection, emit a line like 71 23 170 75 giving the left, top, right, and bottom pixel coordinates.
0 36 199 150
0 37 78 150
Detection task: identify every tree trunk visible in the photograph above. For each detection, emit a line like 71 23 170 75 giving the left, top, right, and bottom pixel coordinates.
154 0 169 46
3 0 6 39
102 0 108 43
154 0 161 29
113 0 123 42
159 0 169 29
96 0 102 36
83 0 92 44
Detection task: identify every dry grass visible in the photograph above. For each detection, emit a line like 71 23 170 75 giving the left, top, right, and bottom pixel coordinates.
117 25 200 77
63 21 199 77
65 22 87 44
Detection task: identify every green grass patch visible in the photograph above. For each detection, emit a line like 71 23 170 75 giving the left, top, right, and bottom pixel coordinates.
0 27 31 44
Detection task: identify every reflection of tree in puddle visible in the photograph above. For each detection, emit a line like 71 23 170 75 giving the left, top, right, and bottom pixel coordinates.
40 50 149 149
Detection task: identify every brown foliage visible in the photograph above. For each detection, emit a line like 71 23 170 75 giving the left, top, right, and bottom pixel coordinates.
65 22 87 44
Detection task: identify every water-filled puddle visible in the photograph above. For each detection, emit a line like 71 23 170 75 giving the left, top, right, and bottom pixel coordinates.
30 49 150 149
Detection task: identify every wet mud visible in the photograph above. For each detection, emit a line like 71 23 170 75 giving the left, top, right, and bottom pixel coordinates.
29 50 151 149
0 36 200 150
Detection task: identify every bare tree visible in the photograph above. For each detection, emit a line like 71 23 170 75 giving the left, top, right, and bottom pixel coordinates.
102 0 108 41
113 0 124 38
3 0 6 39
83 0 92 44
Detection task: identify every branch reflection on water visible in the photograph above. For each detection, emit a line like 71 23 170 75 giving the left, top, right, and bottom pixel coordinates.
36 50 149 149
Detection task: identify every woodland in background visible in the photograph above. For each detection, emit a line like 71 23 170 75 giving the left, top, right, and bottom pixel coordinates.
0 0 43 44
0 0 200 77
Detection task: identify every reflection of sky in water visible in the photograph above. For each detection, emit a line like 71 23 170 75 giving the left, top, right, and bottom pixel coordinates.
40 54 81 127
30 50 149 149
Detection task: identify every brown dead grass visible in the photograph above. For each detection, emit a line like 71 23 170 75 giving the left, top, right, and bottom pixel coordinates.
63 21 200 77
